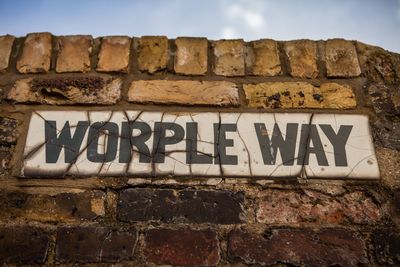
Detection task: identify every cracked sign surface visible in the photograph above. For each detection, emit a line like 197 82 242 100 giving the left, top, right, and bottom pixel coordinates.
22 111 380 179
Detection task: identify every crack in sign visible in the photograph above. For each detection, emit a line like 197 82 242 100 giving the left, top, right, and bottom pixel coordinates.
21 111 380 180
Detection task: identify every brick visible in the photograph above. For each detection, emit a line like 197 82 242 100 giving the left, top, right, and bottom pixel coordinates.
137 36 168 73
326 39 361 77
0 35 15 72
373 229 400 265
0 146 11 174
0 226 49 264
144 228 219 266
228 228 367 266
356 41 396 84
97 36 131 73
284 40 318 78
7 76 121 105
246 39 281 76
117 188 244 224
392 191 400 217
244 81 356 109
128 80 239 106
256 189 381 224
0 190 105 222
174 37 208 75
56 35 92 73
16 32 52 73
56 226 137 263
0 117 18 146
213 39 245 76
376 147 400 188
368 84 400 150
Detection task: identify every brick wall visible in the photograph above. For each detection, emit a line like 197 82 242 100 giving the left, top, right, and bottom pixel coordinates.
0 32 399 266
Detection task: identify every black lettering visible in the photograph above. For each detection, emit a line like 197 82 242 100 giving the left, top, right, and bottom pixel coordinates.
153 122 185 163
297 124 328 166
87 122 119 163
186 122 212 164
214 123 238 165
255 123 298 165
319 124 353 166
119 121 152 163
45 120 89 163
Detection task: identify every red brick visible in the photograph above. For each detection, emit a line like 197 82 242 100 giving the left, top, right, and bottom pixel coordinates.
117 188 244 224
0 226 49 264
256 189 381 224
56 226 137 263
144 228 220 266
228 228 368 266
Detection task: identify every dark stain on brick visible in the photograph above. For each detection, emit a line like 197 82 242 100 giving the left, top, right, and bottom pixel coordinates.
373 229 400 265
31 77 105 96
117 189 244 224
313 93 324 102
0 226 49 264
56 226 137 263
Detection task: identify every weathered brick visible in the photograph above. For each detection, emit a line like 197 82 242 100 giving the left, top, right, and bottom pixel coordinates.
284 40 318 78
0 226 49 264
144 228 219 266
0 117 18 146
246 39 281 76
0 146 11 174
376 147 400 188
368 84 400 150
373 229 400 265
326 39 361 77
244 81 356 109
16 32 52 73
56 35 92 73
392 191 400 217
128 80 239 106
97 36 131 73
213 39 245 76
117 188 244 224
56 226 137 263
0 190 105 222
137 36 168 73
7 76 121 105
256 189 381 224
174 37 208 75
356 41 396 84
0 35 15 72
228 228 367 267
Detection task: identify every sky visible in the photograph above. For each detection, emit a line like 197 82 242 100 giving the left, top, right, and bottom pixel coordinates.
0 0 399 52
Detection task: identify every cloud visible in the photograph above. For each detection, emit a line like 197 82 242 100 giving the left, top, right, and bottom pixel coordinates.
219 0 267 39
226 3 265 30
222 26 238 39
